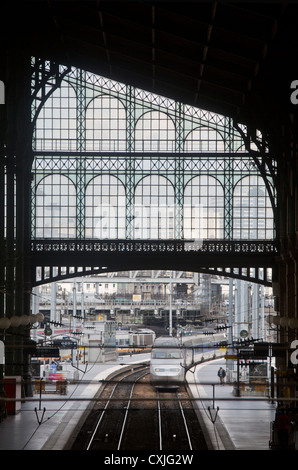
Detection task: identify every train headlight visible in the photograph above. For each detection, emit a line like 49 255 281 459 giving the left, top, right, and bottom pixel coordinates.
154 366 181 376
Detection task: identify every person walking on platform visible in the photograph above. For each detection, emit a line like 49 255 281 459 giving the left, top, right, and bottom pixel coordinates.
217 366 226 385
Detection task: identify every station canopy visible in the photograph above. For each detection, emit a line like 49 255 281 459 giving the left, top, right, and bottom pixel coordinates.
1 1 298 140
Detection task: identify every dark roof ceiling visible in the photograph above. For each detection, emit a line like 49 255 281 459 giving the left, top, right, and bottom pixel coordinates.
2 1 298 136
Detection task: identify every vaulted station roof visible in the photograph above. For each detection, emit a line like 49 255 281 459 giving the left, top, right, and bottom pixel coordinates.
2 1 298 136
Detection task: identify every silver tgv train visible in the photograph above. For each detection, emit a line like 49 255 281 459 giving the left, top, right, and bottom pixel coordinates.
150 333 227 389
183 332 227 367
150 336 185 389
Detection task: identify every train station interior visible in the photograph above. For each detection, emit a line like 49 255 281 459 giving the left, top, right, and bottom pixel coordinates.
0 1 298 452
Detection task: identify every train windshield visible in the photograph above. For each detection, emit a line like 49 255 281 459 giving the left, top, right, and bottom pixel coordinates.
152 348 183 359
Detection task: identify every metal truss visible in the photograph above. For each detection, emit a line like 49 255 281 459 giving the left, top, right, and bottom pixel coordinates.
30 58 277 285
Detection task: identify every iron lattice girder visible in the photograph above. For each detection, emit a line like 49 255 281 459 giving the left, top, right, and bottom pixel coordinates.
32 151 276 182
32 150 276 230
31 238 277 287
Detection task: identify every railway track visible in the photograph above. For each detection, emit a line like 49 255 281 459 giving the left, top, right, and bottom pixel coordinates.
70 365 208 451
157 391 193 450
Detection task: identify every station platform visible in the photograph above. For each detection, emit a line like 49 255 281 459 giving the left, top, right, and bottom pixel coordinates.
0 355 281 452
0 356 143 451
187 358 277 451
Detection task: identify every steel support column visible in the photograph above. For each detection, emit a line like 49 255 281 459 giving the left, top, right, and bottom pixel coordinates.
2 51 33 397
224 117 234 239
76 68 86 239
126 85 135 239
272 120 298 401
0 77 6 419
175 101 184 239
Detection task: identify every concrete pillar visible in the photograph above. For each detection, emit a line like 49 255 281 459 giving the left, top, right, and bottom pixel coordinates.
240 281 248 336
50 274 57 325
226 277 234 379
260 285 265 340
81 278 85 326
252 283 259 339
31 287 39 343
234 280 250 339
234 279 240 338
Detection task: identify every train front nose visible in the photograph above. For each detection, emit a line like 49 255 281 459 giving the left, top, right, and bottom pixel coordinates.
152 366 184 387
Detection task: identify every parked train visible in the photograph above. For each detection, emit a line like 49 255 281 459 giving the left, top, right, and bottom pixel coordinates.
183 332 227 368
150 332 227 389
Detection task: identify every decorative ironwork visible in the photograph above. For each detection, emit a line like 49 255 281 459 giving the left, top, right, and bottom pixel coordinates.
31 238 277 255
30 58 277 285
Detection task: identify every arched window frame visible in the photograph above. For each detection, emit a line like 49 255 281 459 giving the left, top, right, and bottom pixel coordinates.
35 174 77 238
85 174 126 239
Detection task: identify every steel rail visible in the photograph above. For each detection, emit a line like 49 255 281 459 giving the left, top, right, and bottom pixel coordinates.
157 389 193 451
177 392 193 450
157 392 163 450
117 370 149 450
86 367 148 450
